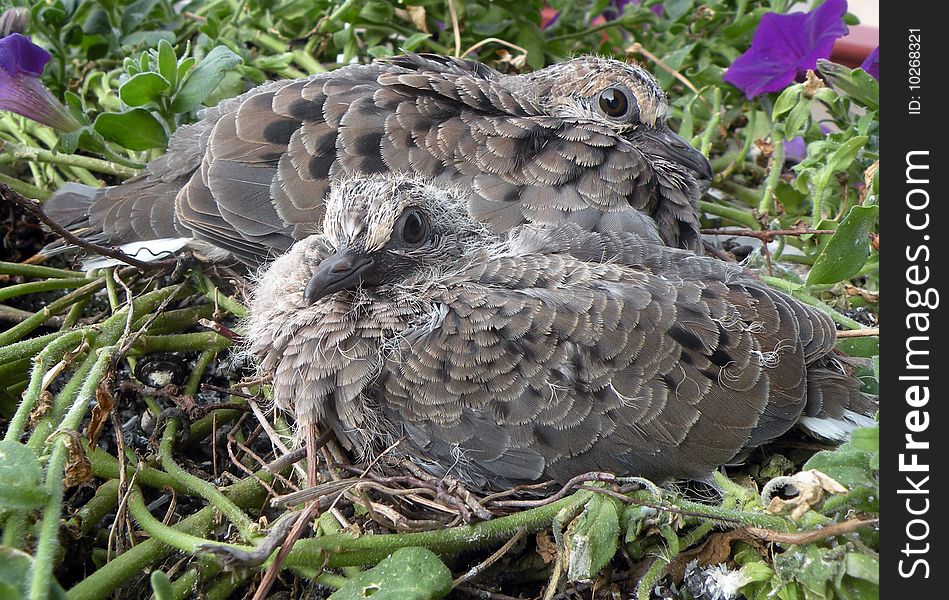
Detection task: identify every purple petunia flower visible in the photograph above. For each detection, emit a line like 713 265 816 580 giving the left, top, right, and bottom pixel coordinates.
723 0 849 98
860 46 879 80
0 33 80 131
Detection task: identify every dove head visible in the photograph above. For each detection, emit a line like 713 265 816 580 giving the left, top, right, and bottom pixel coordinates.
520 56 712 184
298 175 482 305
524 56 669 128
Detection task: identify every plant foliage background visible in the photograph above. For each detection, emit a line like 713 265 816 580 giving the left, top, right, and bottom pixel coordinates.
0 1 879 599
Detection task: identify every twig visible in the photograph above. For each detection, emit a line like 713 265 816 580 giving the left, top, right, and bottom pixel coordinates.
835 328 879 338
251 505 320 599
627 42 699 95
0 183 175 271
448 0 462 57
461 38 529 60
488 472 617 509
453 527 527 587
700 228 836 241
744 518 878 544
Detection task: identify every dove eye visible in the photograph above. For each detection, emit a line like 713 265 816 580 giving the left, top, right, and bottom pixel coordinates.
597 87 635 120
398 209 429 246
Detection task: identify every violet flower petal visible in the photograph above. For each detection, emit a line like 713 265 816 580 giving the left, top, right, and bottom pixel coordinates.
0 33 51 78
860 46 879 80
724 0 849 98
0 33 80 131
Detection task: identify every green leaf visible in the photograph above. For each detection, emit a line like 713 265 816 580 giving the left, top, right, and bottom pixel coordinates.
806 204 878 285
848 426 879 454
170 45 242 113
783 97 811 140
772 84 804 122
664 0 696 21
0 440 48 513
157 39 178 87
120 72 170 107
120 30 175 50
328 547 451 600
775 546 852 600
94 109 168 151
516 24 547 70
0 547 68 600
822 136 869 181
655 44 696 89
401 32 432 52
564 492 622 581
359 1 394 23
845 553 879 585
120 0 159 34
816 60 879 112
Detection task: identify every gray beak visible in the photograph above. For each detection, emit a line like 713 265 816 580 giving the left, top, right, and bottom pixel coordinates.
640 125 712 182
304 252 375 305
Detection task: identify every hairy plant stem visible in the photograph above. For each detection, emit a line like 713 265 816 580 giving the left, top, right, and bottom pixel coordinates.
699 200 759 229
159 420 260 541
0 278 90 302
0 261 86 279
4 330 89 443
0 140 141 178
0 278 107 347
30 347 115 600
758 138 785 215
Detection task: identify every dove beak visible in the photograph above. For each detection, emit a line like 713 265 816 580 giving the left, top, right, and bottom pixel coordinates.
304 252 376 305
641 125 712 182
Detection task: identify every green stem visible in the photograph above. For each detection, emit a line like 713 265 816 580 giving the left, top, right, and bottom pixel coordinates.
698 87 722 158
196 275 248 317
0 278 90 302
637 557 668 600
0 141 141 179
4 330 89 442
285 492 589 568
66 479 121 536
716 107 759 180
85 443 190 495
758 138 785 215
0 172 49 200
30 347 115 600
69 464 278 600
130 332 232 355
0 261 85 279
0 331 73 365
159 420 259 541
760 276 865 330
714 180 762 207
699 200 759 229
184 348 219 396
0 278 106 347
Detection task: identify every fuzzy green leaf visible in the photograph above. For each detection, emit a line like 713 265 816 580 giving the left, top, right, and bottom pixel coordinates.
564 492 622 581
328 547 452 600
120 72 170 107
170 45 242 113
0 440 48 513
806 205 878 285
94 109 168 151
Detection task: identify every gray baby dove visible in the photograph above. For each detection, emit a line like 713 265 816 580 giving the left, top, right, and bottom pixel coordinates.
245 175 875 490
43 53 711 266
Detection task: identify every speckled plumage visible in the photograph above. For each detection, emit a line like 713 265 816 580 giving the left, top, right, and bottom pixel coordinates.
44 53 711 265
245 176 874 489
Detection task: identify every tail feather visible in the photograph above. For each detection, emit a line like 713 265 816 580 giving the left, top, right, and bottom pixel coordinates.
797 360 878 441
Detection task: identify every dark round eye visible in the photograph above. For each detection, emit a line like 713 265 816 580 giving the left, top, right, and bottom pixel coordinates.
598 87 631 118
400 209 428 245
